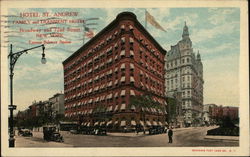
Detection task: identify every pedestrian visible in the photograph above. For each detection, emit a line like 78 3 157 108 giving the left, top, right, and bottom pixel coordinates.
168 127 173 143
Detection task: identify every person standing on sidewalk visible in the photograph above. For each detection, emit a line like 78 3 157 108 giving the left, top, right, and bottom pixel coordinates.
168 127 173 143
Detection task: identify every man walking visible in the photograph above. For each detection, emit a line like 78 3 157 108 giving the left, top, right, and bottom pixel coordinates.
168 127 173 143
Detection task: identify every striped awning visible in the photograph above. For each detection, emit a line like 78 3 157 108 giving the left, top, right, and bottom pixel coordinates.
146 121 151 126
114 105 118 111
120 103 126 110
120 50 125 57
130 90 135 96
121 89 126 96
130 50 134 56
120 76 125 82
130 76 135 83
121 63 125 69
120 120 126 127
129 37 134 43
107 121 112 126
120 25 125 29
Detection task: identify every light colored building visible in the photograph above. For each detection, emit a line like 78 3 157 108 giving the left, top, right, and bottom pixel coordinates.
48 93 65 116
202 104 217 125
165 22 204 127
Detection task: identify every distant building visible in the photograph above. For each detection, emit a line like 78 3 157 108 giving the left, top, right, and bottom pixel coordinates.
48 93 65 116
202 104 217 125
210 105 239 120
63 12 167 130
164 22 204 127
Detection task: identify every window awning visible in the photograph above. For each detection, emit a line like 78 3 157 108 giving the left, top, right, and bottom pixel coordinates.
87 60 92 64
130 76 135 83
114 105 118 111
88 88 93 93
131 120 136 126
120 120 126 127
108 69 112 75
108 106 112 111
130 63 134 69
120 103 126 110
114 92 118 98
140 121 144 126
146 121 151 126
121 76 125 82
107 58 112 63
131 105 136 110
121 37 125 42
94 121 99 126
114 67 118 73
88 99 93 104
121 89 126 96
158 122 163 126
107 93 112 99
94 86 98 91
120 50 125 57
114 80 118 85
96 97 100 102
120 25 125 29
114 43 118 48
94 65 99 70
153 121 157 126
108 81 112 87
129 37 134 43
130 90 135 96
106 121 112 126
129 25 134 30
88 68 92 73
89 109 93 114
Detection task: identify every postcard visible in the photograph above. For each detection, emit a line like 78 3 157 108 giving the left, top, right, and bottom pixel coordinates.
0 0 249 156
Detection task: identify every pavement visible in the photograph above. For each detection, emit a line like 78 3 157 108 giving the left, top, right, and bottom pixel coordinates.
15 126 239 147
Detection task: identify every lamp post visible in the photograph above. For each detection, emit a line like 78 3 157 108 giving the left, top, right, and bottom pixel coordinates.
8 44 46 147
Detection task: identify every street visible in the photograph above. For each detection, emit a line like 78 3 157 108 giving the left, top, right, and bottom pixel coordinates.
16 126 239 147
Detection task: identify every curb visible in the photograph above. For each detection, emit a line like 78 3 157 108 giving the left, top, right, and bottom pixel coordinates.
204 136 239 142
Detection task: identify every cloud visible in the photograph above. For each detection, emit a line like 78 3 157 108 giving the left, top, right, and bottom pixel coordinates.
191 21 239 44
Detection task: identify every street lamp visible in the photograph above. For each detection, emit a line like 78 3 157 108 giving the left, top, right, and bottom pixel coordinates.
8 44 46 147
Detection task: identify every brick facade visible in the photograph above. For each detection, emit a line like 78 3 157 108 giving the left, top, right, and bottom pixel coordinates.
63 12 167 130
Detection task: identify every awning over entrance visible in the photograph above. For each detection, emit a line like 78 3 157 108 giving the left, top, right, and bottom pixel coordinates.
120 103 126 110
120 120 126 127
146 121 151 126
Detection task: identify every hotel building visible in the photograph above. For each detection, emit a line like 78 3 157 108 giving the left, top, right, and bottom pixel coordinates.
165 22 204 127
63 12 167 130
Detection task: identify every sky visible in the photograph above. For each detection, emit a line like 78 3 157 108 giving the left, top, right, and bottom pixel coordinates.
4 7 240 112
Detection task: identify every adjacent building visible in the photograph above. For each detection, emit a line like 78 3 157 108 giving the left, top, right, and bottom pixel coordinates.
210 105 239 121
63 12 167 130
165 22 204 127
202 104 217 125
49 93 65 117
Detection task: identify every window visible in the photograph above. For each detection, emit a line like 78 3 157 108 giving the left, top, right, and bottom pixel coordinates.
187 58 190 63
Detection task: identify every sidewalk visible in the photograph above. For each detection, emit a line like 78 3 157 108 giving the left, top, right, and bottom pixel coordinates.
107 132 147 137
204 135 239 141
